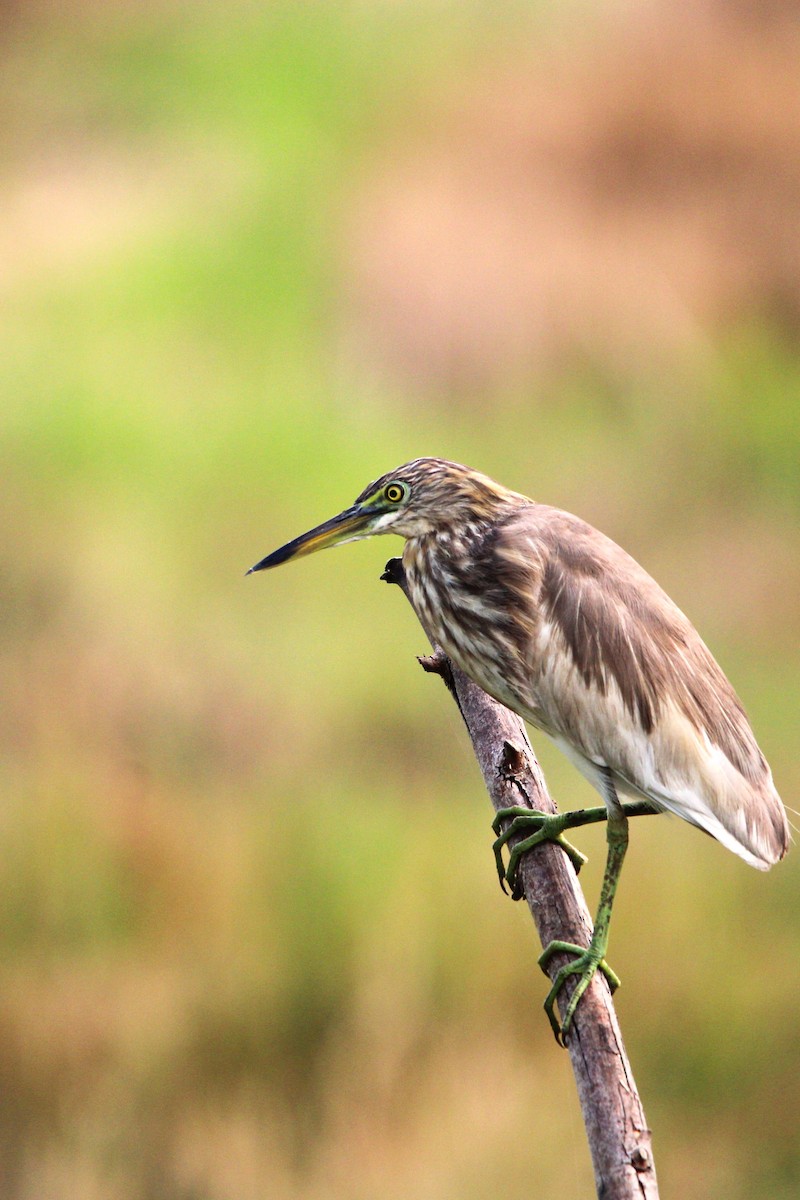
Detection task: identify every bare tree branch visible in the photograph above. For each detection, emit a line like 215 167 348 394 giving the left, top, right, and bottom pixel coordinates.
383 557 659 1200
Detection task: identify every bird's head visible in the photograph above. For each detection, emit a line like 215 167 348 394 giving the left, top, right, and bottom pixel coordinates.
247 457 527 574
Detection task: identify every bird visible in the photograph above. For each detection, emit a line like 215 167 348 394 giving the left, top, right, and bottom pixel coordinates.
248 457 789 1043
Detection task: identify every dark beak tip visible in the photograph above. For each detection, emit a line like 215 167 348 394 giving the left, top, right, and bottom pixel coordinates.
246 559 270 576
246 503 368 580
246 542 297 576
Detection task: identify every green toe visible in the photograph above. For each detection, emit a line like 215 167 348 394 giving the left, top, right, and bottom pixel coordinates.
538 940 621 1045
492 808 588 898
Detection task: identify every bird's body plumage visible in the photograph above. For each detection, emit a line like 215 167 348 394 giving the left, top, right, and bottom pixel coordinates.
403 492 787 870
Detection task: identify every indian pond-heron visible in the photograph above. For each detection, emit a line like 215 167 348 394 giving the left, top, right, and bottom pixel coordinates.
248 458 789 1042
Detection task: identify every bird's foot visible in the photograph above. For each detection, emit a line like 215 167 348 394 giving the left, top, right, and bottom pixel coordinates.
538 939 620 1046
492 807 588 898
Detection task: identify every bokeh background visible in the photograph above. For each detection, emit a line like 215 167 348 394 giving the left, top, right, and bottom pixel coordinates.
3 2 800 1196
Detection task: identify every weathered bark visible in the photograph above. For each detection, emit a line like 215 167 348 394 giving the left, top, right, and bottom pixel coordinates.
383 557 658 1200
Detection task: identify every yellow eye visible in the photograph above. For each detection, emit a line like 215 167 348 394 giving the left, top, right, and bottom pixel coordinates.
384 483 405 504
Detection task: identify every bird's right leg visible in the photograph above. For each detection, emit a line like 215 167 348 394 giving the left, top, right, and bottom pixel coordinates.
539 806 630 1044
492 800 656 898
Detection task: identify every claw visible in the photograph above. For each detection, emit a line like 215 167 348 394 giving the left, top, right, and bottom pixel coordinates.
491 806 535 892
492 807 588 899
538 940 621 1045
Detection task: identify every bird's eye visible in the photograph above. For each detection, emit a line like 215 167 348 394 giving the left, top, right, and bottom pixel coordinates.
384 483 406 504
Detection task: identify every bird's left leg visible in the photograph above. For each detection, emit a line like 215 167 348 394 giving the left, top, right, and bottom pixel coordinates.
538 791 629 1045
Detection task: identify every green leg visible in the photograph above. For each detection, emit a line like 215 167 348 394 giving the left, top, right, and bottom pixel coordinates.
538 811 629 1046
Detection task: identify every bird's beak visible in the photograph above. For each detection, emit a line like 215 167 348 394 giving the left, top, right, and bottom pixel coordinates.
247 503 378 574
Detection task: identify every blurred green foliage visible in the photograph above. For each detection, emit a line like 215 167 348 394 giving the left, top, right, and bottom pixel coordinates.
1 4 799 1198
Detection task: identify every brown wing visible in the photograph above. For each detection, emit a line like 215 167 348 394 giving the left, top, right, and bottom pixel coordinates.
495 506 788 867
535 509 763 777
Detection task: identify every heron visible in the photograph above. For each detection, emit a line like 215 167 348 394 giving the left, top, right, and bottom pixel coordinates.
248 457 789 1043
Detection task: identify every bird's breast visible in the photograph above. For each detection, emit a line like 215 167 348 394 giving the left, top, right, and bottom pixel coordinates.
402 534 544 720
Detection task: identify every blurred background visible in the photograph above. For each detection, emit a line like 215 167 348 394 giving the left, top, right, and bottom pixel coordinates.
2 1 799 1196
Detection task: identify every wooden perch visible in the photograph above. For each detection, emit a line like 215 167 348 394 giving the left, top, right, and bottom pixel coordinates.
382 557 659 1200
